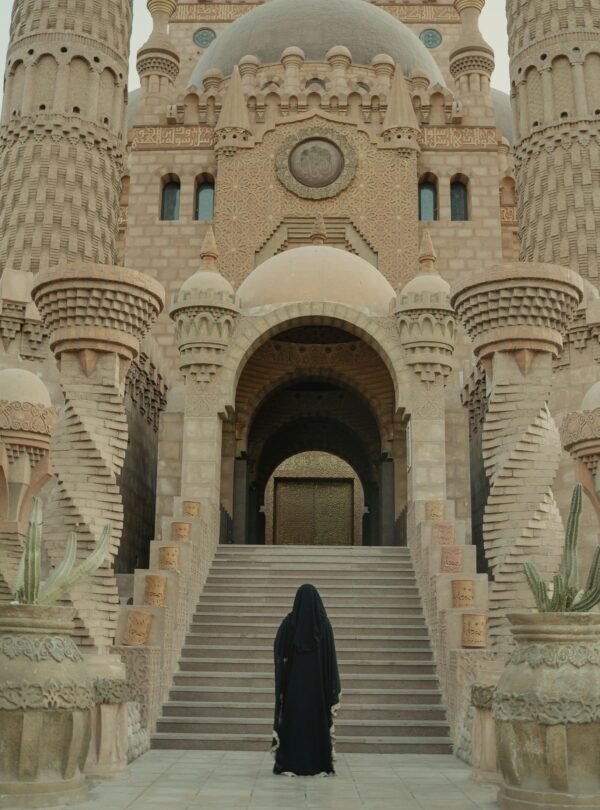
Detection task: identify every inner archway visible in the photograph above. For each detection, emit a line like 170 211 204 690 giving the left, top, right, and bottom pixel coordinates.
225 323 407 546
264 451 364 546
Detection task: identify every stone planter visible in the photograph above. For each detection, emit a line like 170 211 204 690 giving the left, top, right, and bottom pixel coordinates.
0 604 94 808
494 613 600 809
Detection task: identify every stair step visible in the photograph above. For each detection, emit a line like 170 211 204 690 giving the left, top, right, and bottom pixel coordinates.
160 701 447 721
184 631 431 644
191 613 425 626
167 685 444 705
180 645 434 661
172 672 438 689
151 732 452 754
155 717 450 737
177 658 437 675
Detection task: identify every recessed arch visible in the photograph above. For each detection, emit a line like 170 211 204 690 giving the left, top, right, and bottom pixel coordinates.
225 303 404 412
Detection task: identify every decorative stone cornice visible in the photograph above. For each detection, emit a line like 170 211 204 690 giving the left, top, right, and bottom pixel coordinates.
510 643 600 668
493 690 600 725
451 262 584 363
0 680 95 711
0 635 82 663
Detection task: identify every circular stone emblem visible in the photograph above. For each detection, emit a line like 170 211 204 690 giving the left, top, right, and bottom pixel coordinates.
419 28 442 49
193 27 216 49
289 139 344 189
275 128 357 200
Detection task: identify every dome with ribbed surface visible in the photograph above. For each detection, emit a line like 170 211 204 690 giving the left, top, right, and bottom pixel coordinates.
189 0 445 87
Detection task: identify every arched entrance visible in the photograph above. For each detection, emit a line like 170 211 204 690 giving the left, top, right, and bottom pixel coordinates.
224 324 407 545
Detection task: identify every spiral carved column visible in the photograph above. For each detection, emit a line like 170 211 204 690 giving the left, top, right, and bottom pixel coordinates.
32 264 164 653
452 263 583 654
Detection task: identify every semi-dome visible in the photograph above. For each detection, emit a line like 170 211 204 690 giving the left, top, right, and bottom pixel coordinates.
189 0 445 87
0 368 52 406
238 246 395 314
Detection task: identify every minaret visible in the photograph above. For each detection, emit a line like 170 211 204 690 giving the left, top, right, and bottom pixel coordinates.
449 0 495 123
136 0 180 124
213 66 252 155
507 0 600 283
0 0 134 276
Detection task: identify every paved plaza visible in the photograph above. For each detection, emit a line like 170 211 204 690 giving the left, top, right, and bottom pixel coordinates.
62 750 497 810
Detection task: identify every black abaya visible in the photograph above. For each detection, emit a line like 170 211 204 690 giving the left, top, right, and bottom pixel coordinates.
272 584 341 776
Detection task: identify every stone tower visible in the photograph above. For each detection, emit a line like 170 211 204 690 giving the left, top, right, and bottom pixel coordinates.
507 0 600 283
0 0 133 276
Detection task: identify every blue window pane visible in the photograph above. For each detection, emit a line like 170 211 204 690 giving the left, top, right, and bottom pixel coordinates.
196 182 214 220
161 182 180 221
451 181 469 221
419 181 437 221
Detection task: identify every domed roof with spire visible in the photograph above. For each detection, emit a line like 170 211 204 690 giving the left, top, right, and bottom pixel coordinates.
189 0 445 88
177 228 236 299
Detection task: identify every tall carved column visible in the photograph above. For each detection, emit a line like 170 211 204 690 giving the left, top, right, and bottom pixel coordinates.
561 382 600 526
507 0 600 282
0 0 133 276
170 230 240 512
452 263 583 653
396 232 455 504
31 265 164 652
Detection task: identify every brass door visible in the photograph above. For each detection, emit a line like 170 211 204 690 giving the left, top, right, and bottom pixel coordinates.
274 478 353 545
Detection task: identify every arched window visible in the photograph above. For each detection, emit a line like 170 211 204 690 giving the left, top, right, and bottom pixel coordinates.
161 177 180 221
419 175 438 221
195 177 215 221
450 176 469 221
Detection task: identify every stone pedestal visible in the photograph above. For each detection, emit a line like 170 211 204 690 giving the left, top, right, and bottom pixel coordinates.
0 606 94 808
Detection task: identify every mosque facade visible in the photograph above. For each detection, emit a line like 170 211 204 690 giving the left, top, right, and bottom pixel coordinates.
1 0 600 772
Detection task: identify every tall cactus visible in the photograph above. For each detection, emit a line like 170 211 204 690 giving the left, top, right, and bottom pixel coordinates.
12 497 111 606
524 484 600 612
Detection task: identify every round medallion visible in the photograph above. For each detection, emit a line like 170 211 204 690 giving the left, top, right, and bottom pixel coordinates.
289 139 344 189
193 27 216 49
419 28 442 49
275 128 357 200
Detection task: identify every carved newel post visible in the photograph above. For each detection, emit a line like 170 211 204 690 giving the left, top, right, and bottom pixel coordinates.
31 263 164 777
170 229 239 517
396 231 456 503
452 263 583 654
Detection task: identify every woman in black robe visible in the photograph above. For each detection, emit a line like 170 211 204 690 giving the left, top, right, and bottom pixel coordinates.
272 583 341 776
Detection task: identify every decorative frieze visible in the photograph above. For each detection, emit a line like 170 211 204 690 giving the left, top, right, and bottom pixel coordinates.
0 635 82 664
0 679 95 711
129 125 500 152
172 2 460 23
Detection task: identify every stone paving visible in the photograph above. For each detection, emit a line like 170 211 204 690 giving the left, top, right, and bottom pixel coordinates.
62 750 498 810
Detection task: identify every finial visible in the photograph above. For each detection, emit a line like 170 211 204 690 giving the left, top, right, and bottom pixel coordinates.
310 215 327 245
419 230 437 273
382 67 419 134
216 66 251 133
200 227 219 266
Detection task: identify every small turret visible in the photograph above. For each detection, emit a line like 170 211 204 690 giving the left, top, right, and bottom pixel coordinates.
170 229 240 382
136 0 180 124
395 231 455 382
381 67 420 153
449 0 494 116
213 67 252 155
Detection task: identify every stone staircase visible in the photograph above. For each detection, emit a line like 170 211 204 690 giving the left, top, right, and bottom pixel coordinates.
152 545 452 754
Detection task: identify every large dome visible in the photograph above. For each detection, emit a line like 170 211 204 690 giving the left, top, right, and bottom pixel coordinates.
237 246 395 315
189 0 445 88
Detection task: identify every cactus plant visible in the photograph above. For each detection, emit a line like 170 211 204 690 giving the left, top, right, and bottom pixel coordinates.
12 497 112 605
524 484 600 612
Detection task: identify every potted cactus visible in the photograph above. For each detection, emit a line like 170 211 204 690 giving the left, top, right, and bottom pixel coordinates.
493 484 600 810
0 498 111 809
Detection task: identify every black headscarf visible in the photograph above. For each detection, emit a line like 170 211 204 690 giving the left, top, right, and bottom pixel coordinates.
290 583 327 653
273 583 341 776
